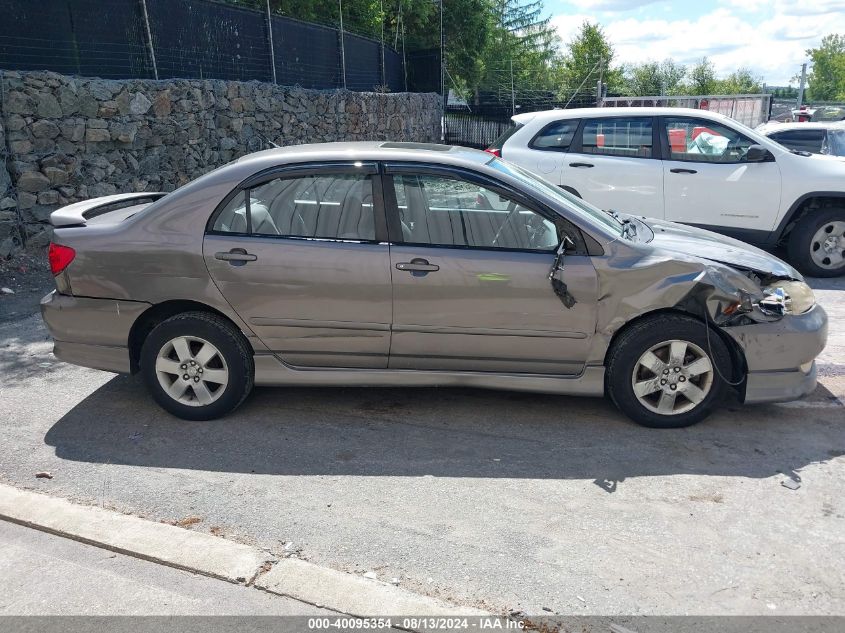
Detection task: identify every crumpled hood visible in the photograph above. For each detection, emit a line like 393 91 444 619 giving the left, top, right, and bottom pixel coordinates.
638 216 801 280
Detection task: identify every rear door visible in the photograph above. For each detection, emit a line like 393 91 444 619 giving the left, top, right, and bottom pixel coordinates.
203 162 392 369
384 163 598 374
660 116 782 233
562 116 665 218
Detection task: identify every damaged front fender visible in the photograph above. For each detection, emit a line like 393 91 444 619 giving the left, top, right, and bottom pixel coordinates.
585 242 794 368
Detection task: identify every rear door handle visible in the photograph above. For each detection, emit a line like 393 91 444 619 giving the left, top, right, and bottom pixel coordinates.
215 248 257 265
670 168 697 174
396 258 439 274
569 162 594 168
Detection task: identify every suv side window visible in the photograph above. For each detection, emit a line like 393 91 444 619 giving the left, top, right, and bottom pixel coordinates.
580 118 653 158
212 173 375 241
664 117 756 163
390 174 559 251
530 120 578 151
769 129 825 154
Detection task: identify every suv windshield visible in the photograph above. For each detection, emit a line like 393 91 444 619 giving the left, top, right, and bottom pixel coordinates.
487 158 624 237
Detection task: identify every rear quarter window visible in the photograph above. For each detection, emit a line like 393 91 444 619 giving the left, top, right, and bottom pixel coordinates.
529 120 579 151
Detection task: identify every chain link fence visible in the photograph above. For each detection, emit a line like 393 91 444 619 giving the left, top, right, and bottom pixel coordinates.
0 0 407 92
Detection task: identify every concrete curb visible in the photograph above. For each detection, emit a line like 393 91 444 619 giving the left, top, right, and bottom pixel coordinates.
256 558 489 617
0 484 489 619
0 483 269 583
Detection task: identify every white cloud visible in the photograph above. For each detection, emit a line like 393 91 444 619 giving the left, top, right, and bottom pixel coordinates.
575 0 663 10
553 4 845 85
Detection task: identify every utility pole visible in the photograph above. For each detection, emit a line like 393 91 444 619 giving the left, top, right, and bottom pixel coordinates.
266 0 276 84
596 55 603 106
339 0 347 89
510 58 515 116
797 62 807 109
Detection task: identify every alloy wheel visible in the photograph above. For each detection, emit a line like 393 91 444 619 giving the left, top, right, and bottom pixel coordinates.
631 339 714 416
155 336 229 407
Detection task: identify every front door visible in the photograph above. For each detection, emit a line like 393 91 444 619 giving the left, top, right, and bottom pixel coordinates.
384 165 598 374
203 162 392 368
660 116 782 234
561 116 665 218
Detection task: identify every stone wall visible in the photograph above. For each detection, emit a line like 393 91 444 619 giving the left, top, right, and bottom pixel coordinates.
0 70 442 256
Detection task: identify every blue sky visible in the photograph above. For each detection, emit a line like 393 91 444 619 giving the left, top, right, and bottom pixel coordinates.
548 0 845 85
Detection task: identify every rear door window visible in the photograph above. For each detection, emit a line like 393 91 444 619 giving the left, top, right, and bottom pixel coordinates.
579 118 653 158
211 173 376 241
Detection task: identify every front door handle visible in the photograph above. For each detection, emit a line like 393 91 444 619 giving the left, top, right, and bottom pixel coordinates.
670 168 697 174
215 248 257 266
569 162 594 168
396 258 439 275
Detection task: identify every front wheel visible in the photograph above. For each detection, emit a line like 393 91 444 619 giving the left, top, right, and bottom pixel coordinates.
140 312 254 420
606 314 732 428
787 208 845 277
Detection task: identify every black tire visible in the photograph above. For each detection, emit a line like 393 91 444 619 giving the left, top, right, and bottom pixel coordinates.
787 207 845 278
140 311 254 421
606 314 732 429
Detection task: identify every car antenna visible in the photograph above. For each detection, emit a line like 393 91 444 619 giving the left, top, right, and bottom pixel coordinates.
256 132 280 149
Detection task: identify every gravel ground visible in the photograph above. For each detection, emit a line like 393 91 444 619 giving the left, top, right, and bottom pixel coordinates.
0 264 843 618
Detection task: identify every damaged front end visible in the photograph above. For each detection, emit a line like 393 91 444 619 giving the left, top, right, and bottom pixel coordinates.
589 248 827 405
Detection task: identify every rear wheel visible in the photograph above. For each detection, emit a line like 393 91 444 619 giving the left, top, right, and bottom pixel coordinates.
141 312 254 420
606 314 731 428
787 208 845 277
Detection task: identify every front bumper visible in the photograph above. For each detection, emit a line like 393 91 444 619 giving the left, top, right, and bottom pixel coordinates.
723 303 828 404
40 291 151 374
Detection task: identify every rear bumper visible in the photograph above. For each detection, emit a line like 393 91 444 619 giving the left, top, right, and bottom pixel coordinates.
40 291 150 374
723 303 828 404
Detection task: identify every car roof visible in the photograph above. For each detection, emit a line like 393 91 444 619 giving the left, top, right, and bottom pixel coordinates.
511 106 741 126
236 141 492 169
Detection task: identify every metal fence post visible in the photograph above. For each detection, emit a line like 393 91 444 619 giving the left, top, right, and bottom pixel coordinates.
266 0 277 84
338 0 347 89
140 0 159 80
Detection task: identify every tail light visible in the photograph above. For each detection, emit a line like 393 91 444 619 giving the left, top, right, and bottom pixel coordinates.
484 148 501 157
48 243 75 275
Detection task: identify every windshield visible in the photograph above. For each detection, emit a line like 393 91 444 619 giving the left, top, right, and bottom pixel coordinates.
487 158 624 237
828 130 845 156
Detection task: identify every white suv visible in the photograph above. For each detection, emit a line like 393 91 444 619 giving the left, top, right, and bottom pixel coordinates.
490 107 845 276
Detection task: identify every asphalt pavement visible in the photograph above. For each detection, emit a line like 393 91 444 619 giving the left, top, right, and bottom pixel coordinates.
0 273 843 617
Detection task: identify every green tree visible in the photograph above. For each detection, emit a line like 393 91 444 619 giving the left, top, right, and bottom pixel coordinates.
623 59 686 96
684 57 718 95
478 1 561 102
806 34 845 100
557 21 622 101
716 68 764 94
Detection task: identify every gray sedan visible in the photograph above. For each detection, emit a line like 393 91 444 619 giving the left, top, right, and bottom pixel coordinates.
41 142 827 428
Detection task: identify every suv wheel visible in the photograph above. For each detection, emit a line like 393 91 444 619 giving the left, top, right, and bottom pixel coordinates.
606 314 731 428
788 208 845 277
141 311 254 420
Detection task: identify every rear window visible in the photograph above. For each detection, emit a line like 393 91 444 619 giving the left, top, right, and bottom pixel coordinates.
488 123 523 151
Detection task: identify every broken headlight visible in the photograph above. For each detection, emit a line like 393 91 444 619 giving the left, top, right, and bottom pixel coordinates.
760 280 815 315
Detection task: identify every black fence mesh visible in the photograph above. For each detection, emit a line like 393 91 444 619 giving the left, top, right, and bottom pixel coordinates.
0 0 410 92
0 0 151 78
